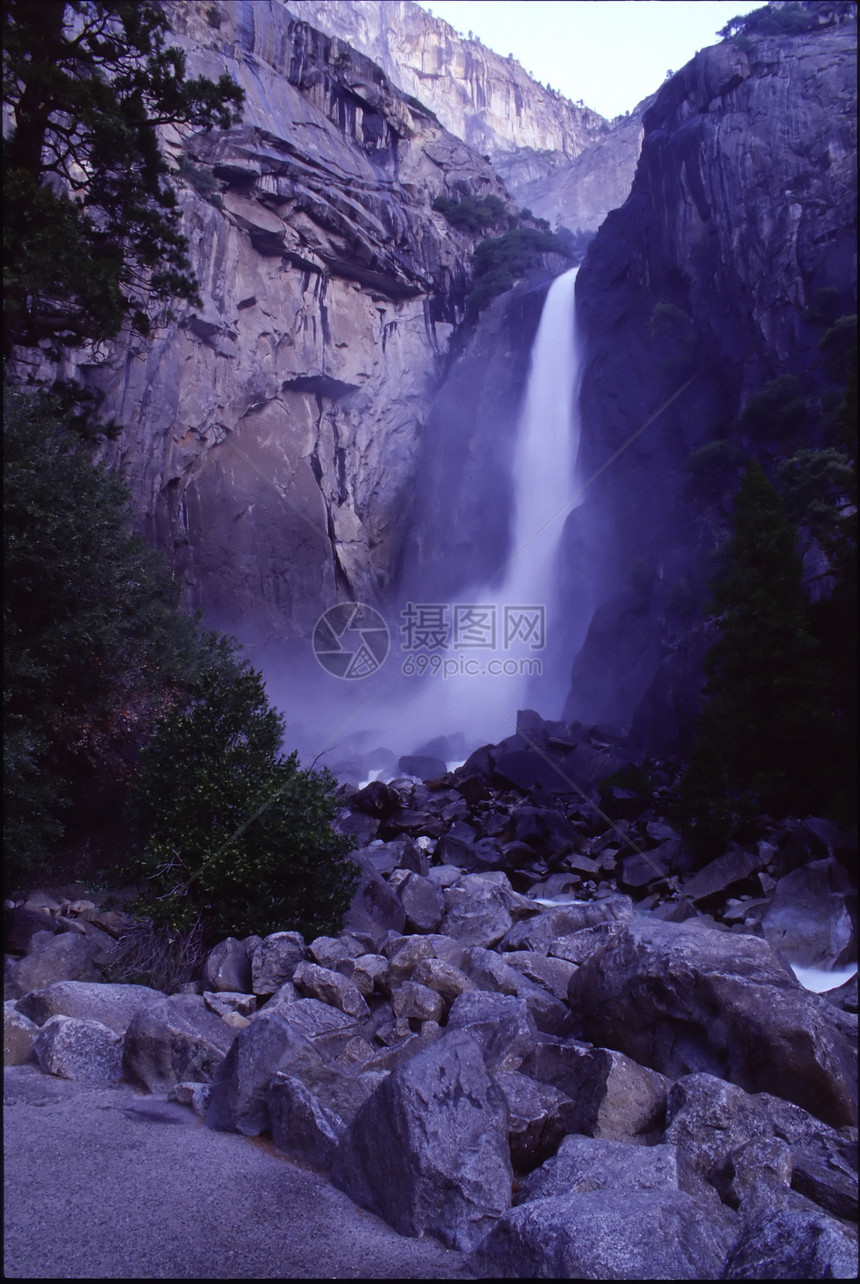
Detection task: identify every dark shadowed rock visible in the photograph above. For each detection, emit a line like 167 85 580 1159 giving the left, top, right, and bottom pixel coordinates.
201 938 252 993
723 1207 859 1280
331 1029 512 1250
493 1070 577 1173
567 917 858 1127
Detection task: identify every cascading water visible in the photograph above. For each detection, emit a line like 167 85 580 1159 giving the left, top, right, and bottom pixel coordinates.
486 266 583 708
276 268 585 778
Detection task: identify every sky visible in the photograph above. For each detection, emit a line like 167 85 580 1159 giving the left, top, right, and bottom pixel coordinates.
414 1 762 119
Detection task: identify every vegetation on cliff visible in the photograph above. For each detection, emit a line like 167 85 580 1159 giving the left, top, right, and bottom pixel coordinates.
2 0 243 356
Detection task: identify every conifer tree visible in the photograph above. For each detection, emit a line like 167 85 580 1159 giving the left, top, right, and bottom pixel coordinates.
680 461 829 849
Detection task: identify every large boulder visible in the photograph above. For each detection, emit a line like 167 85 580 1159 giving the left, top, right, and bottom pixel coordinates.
16 980 165 1034
761 858 857 968
471 1183 733 1278
566 917 858 1126
331 1029 512 1250
723 1207 860 1280
33 1014 123 1086
122 994 236 1092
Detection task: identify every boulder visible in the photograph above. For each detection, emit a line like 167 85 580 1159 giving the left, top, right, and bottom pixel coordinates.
4 930 105 999
292 961 370 1019
250 932 306 996
493 1070 577 1173
331 1030 513 1250
205 1009 329 1135
521 1038 668 1142
344 858 407 942
201 937 252 993
34 1014 123 1086
268 1072 345 1170
122 994 236 1092
391 980 445 1024
516 1134 681 1202
447 991 537 1072
16 980 165 1034
723 1207 860 1280
470 1186 733 1279
664 1073 859 1218
499 893 633 953
761 858 857 968
681 846 765 905
397 871 445 933
4 1001 39 1065
440 877 513 949
567 917 858 1126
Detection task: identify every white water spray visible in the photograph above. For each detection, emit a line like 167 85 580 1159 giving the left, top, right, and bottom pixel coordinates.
274 268 585 776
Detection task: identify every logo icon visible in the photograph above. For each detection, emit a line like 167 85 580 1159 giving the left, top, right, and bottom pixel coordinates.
312 603 390 679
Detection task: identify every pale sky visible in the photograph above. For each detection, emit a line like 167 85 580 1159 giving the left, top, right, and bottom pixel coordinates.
415 1 762 118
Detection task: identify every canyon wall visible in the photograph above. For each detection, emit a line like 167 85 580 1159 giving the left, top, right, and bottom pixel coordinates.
285 0 646 231
29 0 519 643
563 10 857 747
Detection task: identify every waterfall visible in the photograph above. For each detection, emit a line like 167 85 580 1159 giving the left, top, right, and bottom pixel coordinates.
491 267 581 633
276 268 584 778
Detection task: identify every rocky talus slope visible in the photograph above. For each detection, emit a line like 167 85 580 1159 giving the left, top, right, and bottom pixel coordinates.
5 716 858 1278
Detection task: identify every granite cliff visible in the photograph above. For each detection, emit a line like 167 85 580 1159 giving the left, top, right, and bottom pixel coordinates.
561 8 857 747
285 0 647 231
22 0 520 641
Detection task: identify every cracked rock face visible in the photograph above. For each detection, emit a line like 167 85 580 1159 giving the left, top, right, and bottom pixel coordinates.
27 0 508 643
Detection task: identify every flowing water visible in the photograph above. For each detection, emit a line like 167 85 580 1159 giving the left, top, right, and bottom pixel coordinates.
276 269 584 777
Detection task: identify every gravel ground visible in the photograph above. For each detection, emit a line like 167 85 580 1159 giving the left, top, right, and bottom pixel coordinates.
3 1065 474 1279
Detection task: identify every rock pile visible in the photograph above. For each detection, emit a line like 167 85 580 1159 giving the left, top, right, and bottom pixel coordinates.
4 717 858 1278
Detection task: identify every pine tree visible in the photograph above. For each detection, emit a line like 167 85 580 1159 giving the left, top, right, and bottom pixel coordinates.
681 461 829 843
3 0 243 355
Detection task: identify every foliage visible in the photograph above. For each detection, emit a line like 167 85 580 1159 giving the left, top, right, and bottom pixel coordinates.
432 192 507 234
685 438 747 503
680 461 830 843
129 662 359 945
3 0 243 355
718 3 817 44
3 389 215 881
734 375 808 441
176 154 223 208
555 226 597 263
598 764 654 799
466 226 571 321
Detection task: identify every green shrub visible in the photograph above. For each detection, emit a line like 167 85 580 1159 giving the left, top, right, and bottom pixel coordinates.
719 3 816 43
3 389 210 882
686 438 746 502
734 375 808 440
465 226 571 320
129 660 359 945
432 193 507 234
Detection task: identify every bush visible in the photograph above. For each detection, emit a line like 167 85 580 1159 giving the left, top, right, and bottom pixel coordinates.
129 660 359 945
3 389 211 881
466 227 571 320
432 193 507 234
734 375 808 441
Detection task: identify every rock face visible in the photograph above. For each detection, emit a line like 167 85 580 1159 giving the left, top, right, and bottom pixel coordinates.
563 13 857 740
287 0 649 230
285 1 606 173
21 0 515 643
